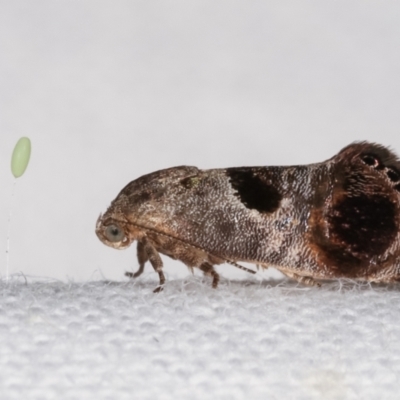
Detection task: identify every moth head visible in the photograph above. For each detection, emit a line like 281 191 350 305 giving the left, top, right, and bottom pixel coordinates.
95 213 132 249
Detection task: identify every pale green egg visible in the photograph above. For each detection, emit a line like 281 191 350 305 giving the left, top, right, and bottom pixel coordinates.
11 137 31 178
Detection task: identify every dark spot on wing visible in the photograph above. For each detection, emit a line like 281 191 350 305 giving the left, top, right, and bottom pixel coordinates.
329 194 397 258
360 150 400 185
226 169 282 213
387 168 400 183
361 154 381 169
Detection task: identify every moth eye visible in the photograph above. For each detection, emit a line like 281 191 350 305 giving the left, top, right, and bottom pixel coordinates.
104 224 125 243
361 154 380 168
387 168 400 183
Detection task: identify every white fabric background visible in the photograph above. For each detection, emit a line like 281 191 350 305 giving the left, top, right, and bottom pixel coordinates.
1 277 400 400
1 1 400 398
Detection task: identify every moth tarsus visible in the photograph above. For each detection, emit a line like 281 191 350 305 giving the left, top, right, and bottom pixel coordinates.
96 141 400 292
125 270 143 279
153 285 164 293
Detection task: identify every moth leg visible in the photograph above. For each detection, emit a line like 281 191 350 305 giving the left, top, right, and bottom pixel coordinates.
283 271 321 287
140 238 165 293
125 241 148 279
199 262 219 289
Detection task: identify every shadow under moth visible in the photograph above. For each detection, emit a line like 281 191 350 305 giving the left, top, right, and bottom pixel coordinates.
96 142 400 292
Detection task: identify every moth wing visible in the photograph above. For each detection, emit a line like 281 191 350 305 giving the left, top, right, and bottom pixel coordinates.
313 142 400 274
114 166 200 209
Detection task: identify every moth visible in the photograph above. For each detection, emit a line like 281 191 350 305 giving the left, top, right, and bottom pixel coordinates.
96 142 400 292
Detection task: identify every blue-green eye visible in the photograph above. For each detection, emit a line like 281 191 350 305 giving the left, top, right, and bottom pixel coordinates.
105 224 125 242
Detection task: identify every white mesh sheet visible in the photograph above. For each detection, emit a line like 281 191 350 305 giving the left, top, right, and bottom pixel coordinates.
0 276 399 400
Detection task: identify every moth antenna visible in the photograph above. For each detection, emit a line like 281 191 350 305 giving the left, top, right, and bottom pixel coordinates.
226 260 256 275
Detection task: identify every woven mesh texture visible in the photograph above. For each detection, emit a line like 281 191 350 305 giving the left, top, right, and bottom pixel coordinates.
1 276 399 400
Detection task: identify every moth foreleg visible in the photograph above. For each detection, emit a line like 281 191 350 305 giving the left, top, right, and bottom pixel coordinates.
125 241 148 279
140 238 165 293
199 262 219 289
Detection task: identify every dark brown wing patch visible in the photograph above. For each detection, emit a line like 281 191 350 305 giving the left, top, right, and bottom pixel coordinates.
310 142 400 277
226 169 282 213
328 193 397 258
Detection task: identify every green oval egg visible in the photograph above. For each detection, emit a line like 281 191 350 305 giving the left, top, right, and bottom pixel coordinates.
11 137 31 178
